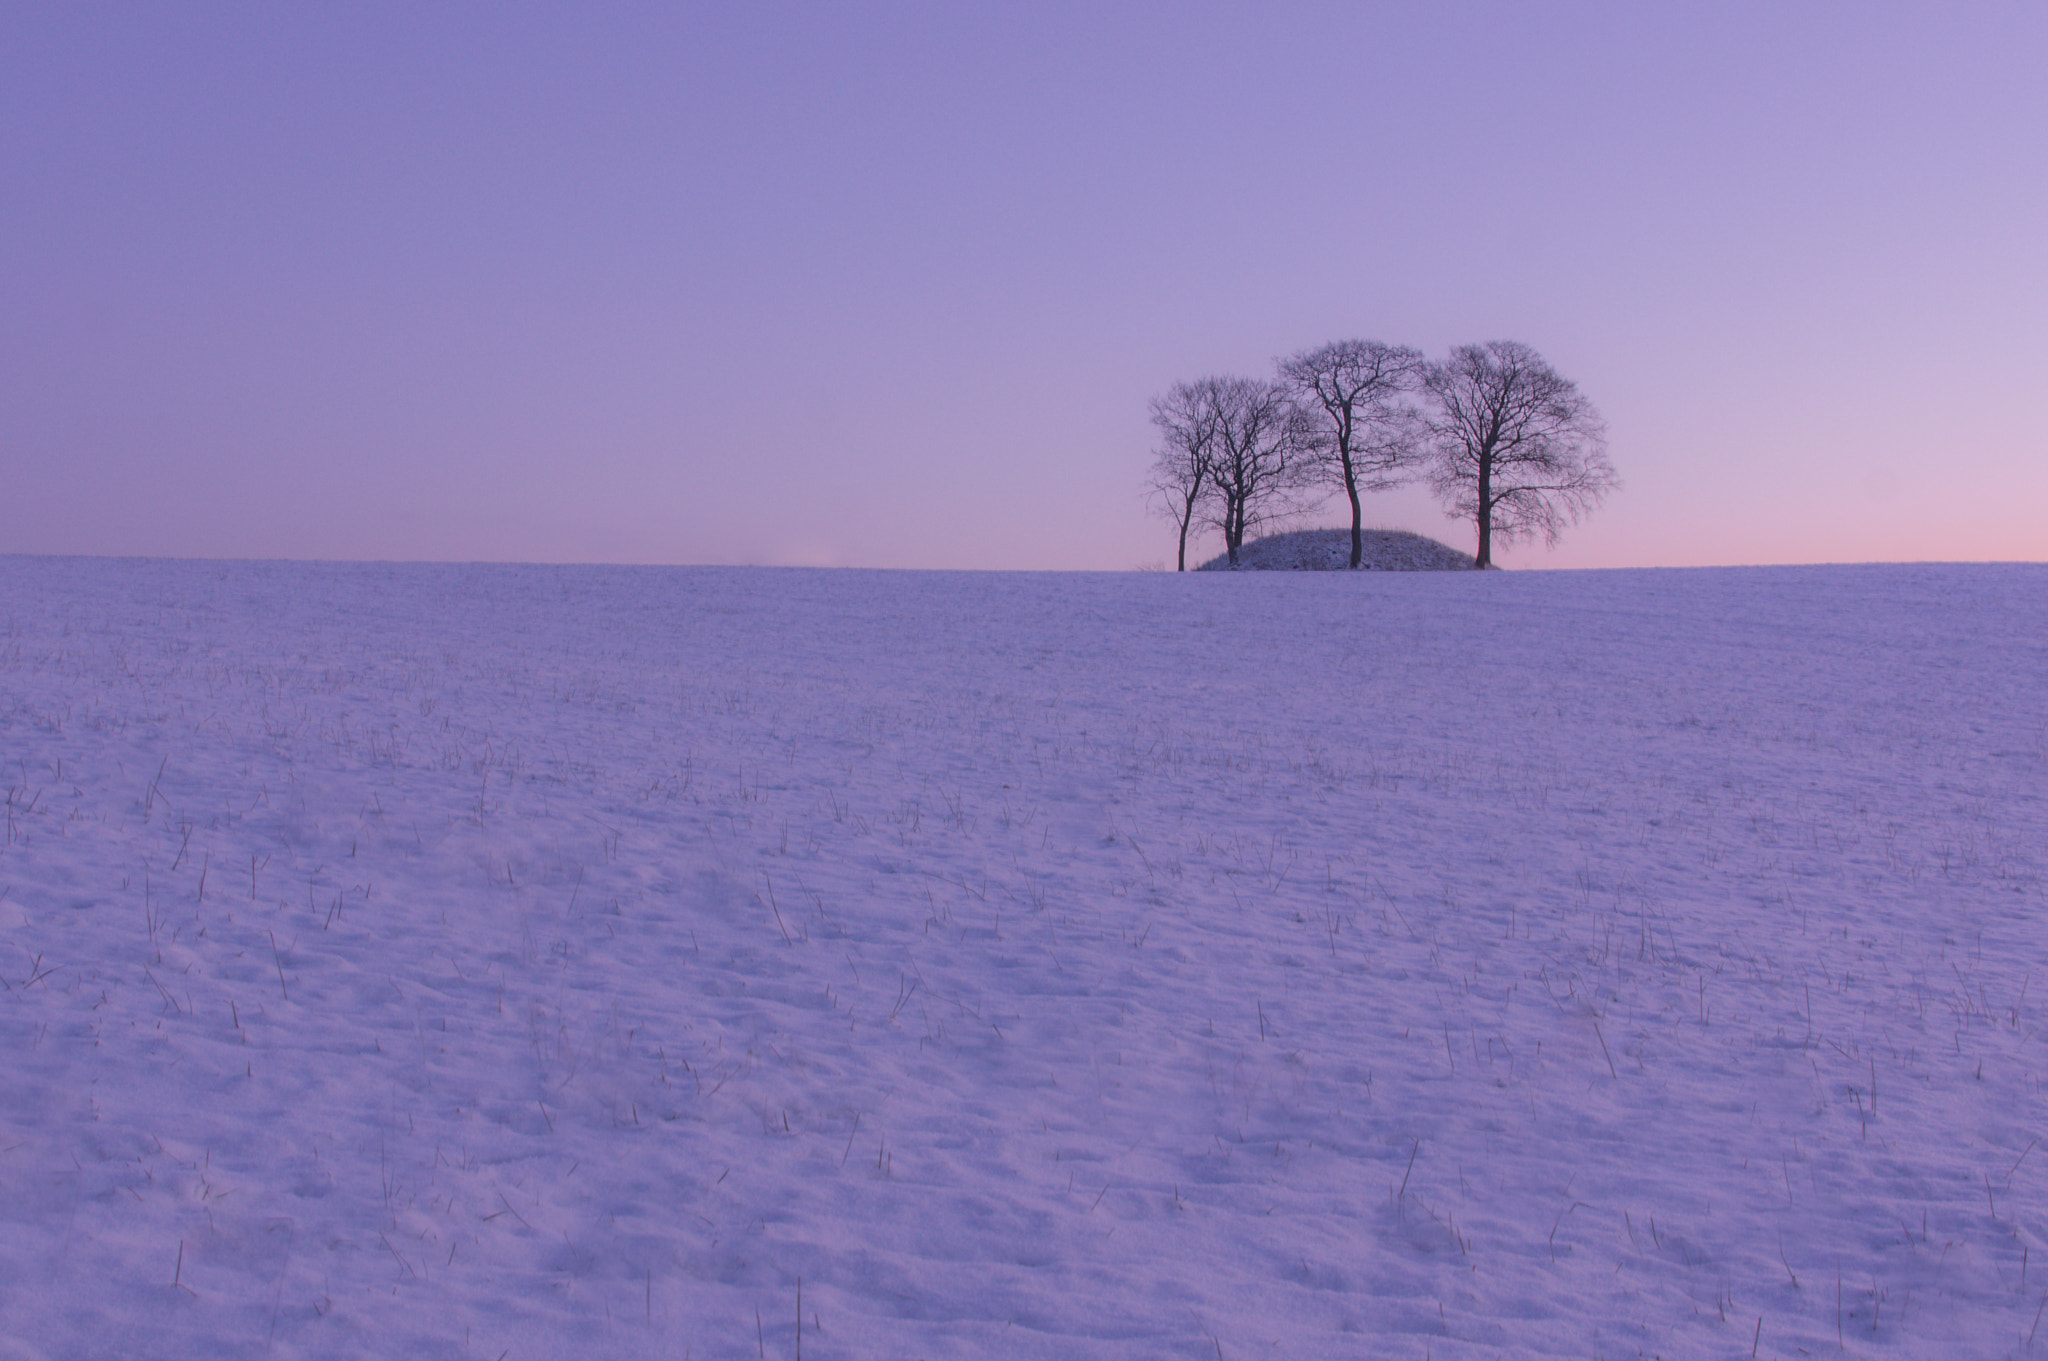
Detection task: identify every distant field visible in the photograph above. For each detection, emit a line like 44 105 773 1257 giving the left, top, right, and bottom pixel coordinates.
1 558 2044 1359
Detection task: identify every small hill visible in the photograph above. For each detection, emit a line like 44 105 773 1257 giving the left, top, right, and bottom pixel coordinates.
1196 527 1479 571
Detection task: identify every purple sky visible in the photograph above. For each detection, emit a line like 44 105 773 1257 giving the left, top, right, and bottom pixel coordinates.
4 3 2043 569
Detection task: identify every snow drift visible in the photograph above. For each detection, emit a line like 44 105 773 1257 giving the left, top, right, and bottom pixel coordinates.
1197 527 1477 571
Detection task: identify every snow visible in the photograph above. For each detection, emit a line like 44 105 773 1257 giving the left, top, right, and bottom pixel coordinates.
2 556 2045 1359
1197 529 1477 571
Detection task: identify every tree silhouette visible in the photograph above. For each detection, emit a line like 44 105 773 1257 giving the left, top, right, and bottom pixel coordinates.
1422 342 1617 568
1279 340 1426 569
1147 380 1222 571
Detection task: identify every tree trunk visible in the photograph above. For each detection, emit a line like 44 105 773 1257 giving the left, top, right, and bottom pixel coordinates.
1474 454 1493 569
1347 482 1363 569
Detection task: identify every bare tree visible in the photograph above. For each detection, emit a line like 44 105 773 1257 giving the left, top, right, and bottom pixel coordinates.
1421 341 1618 568
1204 376 1306 567
1147 380 1221 571
1278 340 1426 568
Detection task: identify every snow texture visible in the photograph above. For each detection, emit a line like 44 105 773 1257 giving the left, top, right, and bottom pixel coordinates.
1 557 2045 1359
1197 528 1478 572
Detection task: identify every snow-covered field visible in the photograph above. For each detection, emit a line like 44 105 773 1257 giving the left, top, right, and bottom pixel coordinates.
2 557 2045 1360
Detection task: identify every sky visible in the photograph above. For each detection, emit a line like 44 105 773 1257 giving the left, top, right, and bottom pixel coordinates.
3 2 2043 570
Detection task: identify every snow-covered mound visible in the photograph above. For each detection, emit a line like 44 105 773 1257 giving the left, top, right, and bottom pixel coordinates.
1196 526 1477 570
2 558 2045 1358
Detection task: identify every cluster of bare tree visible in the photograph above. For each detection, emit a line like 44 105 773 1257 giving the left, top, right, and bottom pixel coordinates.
1148 339 1618 570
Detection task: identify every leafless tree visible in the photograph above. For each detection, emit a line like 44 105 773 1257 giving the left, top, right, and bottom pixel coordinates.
1147 380 1222 571
1204 376 1307 567
1421 341 1618 568
1278 340 1426 569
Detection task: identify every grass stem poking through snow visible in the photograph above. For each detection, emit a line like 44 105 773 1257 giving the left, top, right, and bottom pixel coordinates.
2010 1138 2039 1183
1591 1018 1618 1079
267 929 289 1000
762 872 793 946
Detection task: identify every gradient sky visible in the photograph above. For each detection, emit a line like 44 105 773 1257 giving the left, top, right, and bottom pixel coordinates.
4 3 2043 569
